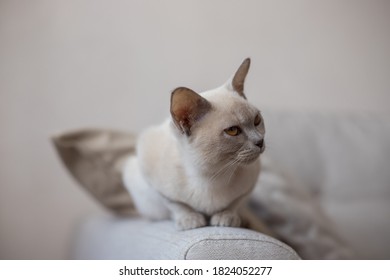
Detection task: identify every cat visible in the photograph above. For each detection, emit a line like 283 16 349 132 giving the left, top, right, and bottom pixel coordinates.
122 58 269 231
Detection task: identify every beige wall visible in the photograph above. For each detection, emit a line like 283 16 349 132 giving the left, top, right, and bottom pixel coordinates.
1 0 389 259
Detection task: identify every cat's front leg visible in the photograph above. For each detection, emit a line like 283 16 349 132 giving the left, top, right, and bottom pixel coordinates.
166 200 207 230
210 209 241 227
210 198 245 227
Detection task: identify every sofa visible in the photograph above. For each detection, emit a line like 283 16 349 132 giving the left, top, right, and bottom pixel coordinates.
54 110 390 259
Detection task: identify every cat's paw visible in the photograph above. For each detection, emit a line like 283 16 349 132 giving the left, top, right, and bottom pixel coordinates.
175 212 207 230
210 211 241 227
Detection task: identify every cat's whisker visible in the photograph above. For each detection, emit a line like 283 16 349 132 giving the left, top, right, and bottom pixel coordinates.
225 159 240 185
209 157 240 183
210 161 234 182
222 157 243 185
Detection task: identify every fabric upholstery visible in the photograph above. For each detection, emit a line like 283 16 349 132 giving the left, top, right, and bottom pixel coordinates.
261 111 390 259
72 217 300 260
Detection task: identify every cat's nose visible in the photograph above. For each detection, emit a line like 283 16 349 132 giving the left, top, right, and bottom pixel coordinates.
255 139 264 149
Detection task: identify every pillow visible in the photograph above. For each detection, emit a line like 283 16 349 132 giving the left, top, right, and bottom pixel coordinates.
52 129 137 216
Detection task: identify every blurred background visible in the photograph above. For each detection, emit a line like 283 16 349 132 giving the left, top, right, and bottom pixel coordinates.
1 0 389 259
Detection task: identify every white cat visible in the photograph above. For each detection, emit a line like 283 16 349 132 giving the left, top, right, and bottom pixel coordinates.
123 58 269 231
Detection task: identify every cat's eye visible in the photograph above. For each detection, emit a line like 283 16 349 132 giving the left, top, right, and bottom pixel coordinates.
254 114 262 126
224 126 241 136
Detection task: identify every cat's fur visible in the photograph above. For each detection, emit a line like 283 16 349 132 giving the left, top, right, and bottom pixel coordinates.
123 58 268 231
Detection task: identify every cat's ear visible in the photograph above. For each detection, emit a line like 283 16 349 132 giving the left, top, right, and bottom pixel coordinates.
170 87 211 136
226 57 251 99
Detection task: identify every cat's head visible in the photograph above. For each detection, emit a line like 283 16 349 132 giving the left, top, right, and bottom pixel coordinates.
170 58 265 168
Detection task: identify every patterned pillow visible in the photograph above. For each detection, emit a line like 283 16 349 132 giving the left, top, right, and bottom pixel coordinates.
52 129 136 216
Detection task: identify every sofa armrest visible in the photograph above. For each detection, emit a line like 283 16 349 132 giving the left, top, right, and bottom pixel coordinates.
71 216 300 260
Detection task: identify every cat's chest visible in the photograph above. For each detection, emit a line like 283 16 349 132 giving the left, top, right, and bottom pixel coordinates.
178 161 260 215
